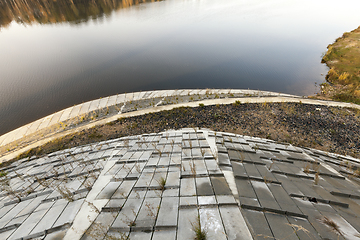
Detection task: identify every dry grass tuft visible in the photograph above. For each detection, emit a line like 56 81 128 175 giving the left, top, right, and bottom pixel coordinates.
321 216 344 237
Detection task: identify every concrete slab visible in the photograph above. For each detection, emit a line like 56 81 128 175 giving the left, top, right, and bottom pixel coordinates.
241 209 273 240
98 97 110 110
196 177 214 196
115 94 126 105
111 198 143 230
135 198 161 228
152 229 176 240
235 179 257 198
67 104 83 121
96 182 122 199
219 205 253 239
10 208 48 239
16 194 49 217
265 212 299 240
211 177 232 195
0 128 20 146
156 197 178 227
0 200 33 223
58 106 75 123
180 178 196 197
47 110 65 128
30 199 68 234
199 207 227 240
106 95 117 108
128 231 152 240
11 125 29 142
53 199 84 227
88 99 101 113
177 208 197 240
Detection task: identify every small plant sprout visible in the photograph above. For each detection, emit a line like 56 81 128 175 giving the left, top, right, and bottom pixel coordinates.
321 216 344 237
156 176 167 191
134 163 142 173
314 172 320 185
189 161 197 176
191 214 207 240
303 163 311 173
200 148 205 157
145 202 159 220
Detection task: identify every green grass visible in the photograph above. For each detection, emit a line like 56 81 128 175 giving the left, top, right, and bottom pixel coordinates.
192 214 206 240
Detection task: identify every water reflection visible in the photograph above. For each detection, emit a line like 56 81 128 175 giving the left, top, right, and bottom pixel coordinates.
0 0 161 28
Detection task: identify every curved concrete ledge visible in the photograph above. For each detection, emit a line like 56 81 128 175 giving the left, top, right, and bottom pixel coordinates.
0 89 359 162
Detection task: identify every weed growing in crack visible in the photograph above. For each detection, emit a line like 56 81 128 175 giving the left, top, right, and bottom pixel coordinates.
145 202 159 220
134 163 142 174
189 161 197 176
85 221 129 240
258 223 313 239
191 214 207 240
0 171 22 201
200 148 205 157
303 163 311 173
156 177 166 191
314 172 320 185
321 216 344 238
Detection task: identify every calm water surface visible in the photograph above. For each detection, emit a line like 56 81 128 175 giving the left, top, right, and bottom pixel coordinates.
1 0 360 135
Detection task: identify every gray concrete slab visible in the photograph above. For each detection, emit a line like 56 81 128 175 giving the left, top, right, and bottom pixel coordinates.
0 228 16 240
30 199 68 234
35 114 55 132
0 129 20 146
0 201 33 224
199 207 227 240
177 208 197 240
53 199 84 228
87 99 101 113
235 179 257 198
180 178 196 197
265 212 299 240
4 214 28 228
299 206 346 240
211 177 232 195
58 106 75 123
9 208 48 239
287 216 322 240
241 209 273 240
135 198 160 228
98 97 110 110
47 110 65 128
156 197 178 227
219 205 253 239
111 198 143 230
96 182 122 199
128 231 152 240
153 229 176 240
196 177 214 196
112 180 136 199
15 195 50 218
106 95 117 108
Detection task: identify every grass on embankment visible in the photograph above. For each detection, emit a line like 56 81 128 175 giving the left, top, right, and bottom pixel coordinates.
318 26 360 104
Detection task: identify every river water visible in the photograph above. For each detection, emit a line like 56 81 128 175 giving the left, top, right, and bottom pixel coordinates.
1 0 360 135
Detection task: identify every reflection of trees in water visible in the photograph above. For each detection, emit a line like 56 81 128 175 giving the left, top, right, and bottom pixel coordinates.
0 0 161 28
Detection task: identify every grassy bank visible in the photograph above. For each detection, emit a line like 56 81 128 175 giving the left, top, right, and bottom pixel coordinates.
319 26 360 104
11 102 360 165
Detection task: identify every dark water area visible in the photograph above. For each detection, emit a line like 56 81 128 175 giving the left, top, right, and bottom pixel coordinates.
1 0 360 135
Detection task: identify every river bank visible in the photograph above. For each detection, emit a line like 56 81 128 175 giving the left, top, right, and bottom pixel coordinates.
317 26 360 104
